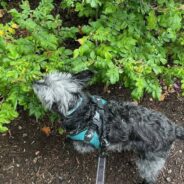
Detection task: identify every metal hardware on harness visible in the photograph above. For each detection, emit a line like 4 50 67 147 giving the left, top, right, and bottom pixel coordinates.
96 156 106 184
68 96 109 149
68 129 100 149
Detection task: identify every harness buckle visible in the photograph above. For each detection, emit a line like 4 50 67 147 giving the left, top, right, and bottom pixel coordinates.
84 129 95 143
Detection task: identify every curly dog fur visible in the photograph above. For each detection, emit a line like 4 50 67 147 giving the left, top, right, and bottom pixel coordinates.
33 70 184 184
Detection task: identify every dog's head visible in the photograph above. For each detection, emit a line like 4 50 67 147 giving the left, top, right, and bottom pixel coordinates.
33 70 94 116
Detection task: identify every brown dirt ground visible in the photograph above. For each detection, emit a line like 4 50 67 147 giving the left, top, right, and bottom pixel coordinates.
0 86 184 184
1 1 184 184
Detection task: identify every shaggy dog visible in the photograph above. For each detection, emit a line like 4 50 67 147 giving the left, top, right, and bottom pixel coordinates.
33 70 184 184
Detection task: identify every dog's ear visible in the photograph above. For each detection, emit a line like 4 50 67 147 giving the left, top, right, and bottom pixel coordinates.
73 70 95 83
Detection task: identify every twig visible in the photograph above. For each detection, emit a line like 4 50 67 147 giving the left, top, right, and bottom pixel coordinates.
76 156 80 165
170 150 178 158
180 164 183 179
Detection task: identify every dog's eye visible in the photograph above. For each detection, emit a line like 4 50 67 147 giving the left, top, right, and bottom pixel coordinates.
52 102 58 111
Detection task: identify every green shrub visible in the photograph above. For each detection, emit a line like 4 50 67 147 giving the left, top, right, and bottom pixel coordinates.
0 0 77 132
62 0 184 99
0 0 184 132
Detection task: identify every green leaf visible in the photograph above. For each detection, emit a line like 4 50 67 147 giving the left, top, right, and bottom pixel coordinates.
0 124 8 133
73 49 80 58
9 9 21 19
159 11 182 31
90 51 95 59
147 10 157 30
103 3 117 14
28 102 45 120
106 67 119 84
152 66 162 75
86 0 101 8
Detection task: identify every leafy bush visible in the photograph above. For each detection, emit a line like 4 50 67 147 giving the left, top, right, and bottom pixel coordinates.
62 0 184 99
0 0 77 132
0 0 184 132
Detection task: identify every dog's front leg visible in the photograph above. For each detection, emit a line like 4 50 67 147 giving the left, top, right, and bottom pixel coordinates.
73 141 95 153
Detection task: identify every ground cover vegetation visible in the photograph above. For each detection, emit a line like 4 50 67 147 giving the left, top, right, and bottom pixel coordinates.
0 0 183 132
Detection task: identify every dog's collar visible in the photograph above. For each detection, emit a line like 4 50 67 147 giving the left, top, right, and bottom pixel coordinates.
66 96 83 116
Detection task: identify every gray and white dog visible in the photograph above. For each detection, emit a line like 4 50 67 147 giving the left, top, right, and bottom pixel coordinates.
33 70 184 184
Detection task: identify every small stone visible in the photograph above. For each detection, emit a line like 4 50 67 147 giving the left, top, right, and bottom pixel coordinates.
16 164 20 167
35 151 40 156
166 177 171 182
33 157 38 164
149 98 153 101
107 90 111 94
18 126 22 130
31 141 35 145
179 150 182 153
163 86 167 90
22 133 27 137
58 176 63 181
168 169 172 174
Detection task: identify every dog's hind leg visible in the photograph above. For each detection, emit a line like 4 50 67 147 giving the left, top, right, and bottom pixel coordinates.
136 152 167 184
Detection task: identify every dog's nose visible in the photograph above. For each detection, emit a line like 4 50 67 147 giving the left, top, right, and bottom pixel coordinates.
34 80 42 84
34 81 39 84
32 81 38 86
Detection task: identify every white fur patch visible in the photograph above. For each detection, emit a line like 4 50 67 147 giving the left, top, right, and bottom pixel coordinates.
33 72 82 115
136 155 166 183
73 141 95 153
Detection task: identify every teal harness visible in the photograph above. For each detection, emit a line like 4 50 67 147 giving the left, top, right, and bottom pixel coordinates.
67 96 107 149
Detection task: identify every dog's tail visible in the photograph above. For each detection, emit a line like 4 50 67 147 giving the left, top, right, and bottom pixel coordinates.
175 125 184 140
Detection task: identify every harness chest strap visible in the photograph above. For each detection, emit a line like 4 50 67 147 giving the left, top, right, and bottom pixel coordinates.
67 96 108 149
68 128 101 149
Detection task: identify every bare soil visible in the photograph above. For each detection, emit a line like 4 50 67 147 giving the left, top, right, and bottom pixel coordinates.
0 86 184 184
1 1 184 183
